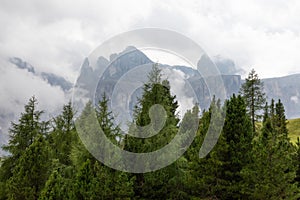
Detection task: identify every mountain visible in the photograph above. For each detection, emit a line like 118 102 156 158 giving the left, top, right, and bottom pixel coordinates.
263 74 300 119
76 47 300 119
1 47 300 157
74 47 242 123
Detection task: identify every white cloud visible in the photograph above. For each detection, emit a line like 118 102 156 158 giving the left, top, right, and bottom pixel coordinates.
291 95 299 104
1 0 300 79
0 0 300 134
0 58 68 134
162 68 196 118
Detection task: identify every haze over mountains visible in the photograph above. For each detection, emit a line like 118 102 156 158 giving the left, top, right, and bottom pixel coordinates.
1 46 300 155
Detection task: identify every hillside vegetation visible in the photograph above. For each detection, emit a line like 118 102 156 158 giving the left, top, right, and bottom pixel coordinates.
288 118 300 142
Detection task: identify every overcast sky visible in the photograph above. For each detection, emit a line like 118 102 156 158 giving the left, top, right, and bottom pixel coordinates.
1 0 300 80
1 0 300 134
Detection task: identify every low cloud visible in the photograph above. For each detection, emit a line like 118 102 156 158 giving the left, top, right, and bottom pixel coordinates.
0 57 69 135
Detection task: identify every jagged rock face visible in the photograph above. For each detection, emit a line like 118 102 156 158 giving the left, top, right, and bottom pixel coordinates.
76 47 300 119
263 74 300 119
95 46 153 103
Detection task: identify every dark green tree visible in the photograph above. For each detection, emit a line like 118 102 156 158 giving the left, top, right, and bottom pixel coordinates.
72 95 134 199
221 94 253 199
295 137 300 187
241 100 299 199
124 64 184 199
49 102 76 166
185 98 229 199
239 69 266 133
7 134 51 200
0 97 49 200
39 166 75 200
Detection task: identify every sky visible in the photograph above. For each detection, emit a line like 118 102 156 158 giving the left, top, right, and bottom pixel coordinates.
1 0 300 80
0 0 300 135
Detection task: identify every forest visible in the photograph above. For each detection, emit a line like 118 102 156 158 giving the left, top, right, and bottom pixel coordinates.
0 66 300 200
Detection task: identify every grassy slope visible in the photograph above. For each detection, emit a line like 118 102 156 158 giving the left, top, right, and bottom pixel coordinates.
288 118 300 143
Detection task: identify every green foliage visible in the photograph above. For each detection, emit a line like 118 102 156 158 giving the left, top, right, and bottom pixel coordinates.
39 166 75 200
239 69 266 132
48 102 76 166
0 68 299 199
185 98 229 199
295 138 300 187
288 118 300 142
241 99 299 199
7 134 51 200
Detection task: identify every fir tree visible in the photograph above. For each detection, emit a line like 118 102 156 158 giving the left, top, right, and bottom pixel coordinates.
241 100 299 199
49 102 76 166
7 134 51 200
124 64 182 198
185 98 228 199
221 94 253 199
0 97 49 200
239 69 266 132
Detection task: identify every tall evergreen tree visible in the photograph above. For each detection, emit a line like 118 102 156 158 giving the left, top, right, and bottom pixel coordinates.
221 94 253 199
49 102 76 166
124 64 183 198
7 134 51 200
185 98 229 199
239 69 266 132
72 95 134 199
0 97 49 200
242 100 299 199
39 167 75 200
295 137 300 187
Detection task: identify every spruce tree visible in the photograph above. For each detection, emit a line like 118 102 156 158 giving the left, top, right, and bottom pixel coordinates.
72 96 134 199
295 138 300 187
239 69 266 133
185 98 228 199
7 134 51 200
39 167 75 200
241 100 299 199
0 97 49 200
124 64 183 198
49 102 76 166
220 94 253 199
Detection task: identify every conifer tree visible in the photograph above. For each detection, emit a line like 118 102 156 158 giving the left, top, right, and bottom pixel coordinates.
7 134 51 200
72 96 134 199
39 167 75 200
185 98 228 199
0 97 49 200
295 138 300 187
49 102 76 166
239 69 266 132
220 94 253 199
124 64 182 198
242 100 299 199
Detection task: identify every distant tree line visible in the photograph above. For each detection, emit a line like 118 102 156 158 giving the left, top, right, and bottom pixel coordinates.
0 66 300 199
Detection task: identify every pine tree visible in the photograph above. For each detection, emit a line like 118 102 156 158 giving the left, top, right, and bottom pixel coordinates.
39 167 75 200
0 97 49 200
72 96 134 199
295 137 300 187
3 96 48 156
220 94 253 199
239 69 266 133
74 159 95 199
7 134 51 200
241 100 299 199
49 102 76 166
96 93 122 145
185 98 228 199
124 64 183 198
